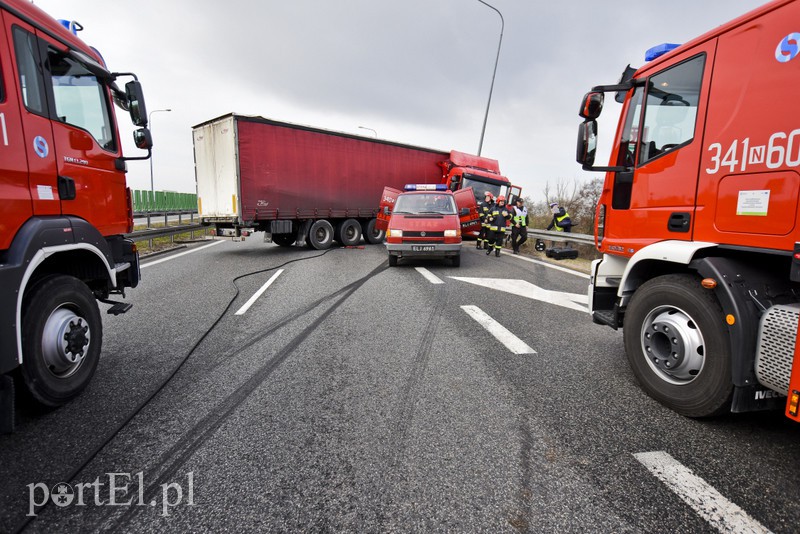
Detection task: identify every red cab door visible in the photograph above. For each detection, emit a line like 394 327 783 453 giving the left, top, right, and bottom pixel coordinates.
376 186 401 231
37 32 128 236
454 187 480 235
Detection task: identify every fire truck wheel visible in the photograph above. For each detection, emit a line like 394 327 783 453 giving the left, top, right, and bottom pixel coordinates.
20 275 102 408
306 220 334 250
336 219 362 246
388 255 398 267
273 234 296 247
362 218 385 245
451 254 461 267
623 274 732 418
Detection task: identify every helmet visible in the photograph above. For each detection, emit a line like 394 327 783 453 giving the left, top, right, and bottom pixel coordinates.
484 191 494 200
496 195 506 203
516 197 523 203
549 202 558 208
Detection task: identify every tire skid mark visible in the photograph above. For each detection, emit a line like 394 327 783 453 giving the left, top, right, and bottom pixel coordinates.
98 262 388 529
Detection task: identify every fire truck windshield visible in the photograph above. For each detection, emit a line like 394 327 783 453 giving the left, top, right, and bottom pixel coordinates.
462 176 506 203
394 193 457 215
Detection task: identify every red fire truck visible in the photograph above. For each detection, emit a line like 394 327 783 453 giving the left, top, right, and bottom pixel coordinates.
0 0 151 431
193 114 520 248
576 0 800 421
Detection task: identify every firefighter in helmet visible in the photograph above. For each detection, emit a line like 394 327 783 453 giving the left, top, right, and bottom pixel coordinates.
476 191 495 250
486 195 511 257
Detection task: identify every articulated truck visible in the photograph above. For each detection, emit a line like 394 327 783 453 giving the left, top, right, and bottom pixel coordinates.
577 0 800 421
193 114 519 249
0 0 152 431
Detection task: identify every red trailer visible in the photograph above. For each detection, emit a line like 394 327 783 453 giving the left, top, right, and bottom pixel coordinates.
193 114 518 249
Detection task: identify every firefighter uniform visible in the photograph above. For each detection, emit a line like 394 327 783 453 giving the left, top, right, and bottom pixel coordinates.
510 200 528 254
485 198 511 257
476 193 494 250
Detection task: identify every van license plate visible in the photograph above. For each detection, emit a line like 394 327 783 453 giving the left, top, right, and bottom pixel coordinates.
412 246 435 252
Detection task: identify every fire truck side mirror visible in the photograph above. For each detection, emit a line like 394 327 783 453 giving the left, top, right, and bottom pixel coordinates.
133 128 153 150
579 92 604 120
576 120 598 167
125 81 148 127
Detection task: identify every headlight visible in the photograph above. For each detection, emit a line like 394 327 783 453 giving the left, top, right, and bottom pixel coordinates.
388 229 402 238
444 229 458 237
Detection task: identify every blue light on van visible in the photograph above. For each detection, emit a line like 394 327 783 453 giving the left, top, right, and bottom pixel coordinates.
404 184 448 191
645 43 681 61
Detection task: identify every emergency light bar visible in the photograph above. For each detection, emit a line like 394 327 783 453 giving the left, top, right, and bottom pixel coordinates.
57 19 83 35
645 43 681 61
404 184 448 191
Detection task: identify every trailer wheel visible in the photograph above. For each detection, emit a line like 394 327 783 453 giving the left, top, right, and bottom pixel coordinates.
451 254 461 267
362 218 385 244
336 219 362 246
20 275 102 407
273 234 296 247
388 255 398 267
306 220 334 250
623 274 732 418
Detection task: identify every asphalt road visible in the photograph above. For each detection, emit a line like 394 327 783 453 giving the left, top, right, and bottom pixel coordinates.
1 236 798 532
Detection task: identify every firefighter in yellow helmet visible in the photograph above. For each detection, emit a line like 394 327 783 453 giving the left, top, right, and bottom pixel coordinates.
476 191 494 250
485 195 511 257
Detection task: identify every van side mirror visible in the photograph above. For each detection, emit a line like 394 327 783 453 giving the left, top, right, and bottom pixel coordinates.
579 92 604 120
125 81 148 127
382 206 391 215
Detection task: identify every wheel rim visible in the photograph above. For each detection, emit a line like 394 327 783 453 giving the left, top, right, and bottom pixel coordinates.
345 224 356 240
639 305 705 385
314 227 329 243
41 305 91 378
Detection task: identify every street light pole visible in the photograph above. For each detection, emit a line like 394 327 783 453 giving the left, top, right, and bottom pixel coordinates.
476 0 503 156
147 108 171 227
358 126 378 138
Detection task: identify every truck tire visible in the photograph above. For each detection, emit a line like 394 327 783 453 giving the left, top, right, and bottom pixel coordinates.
336 219 362 246
451 254 461 267
306 219 334 250
362 218 385 245
623 274 732 418
20 275 102 407
273 234 295 247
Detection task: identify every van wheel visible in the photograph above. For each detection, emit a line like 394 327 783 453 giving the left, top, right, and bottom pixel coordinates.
336 219 362 246
623 274 732 417
388 255 398 267
21 275 102 407
306 220 334 250
362 218 385 244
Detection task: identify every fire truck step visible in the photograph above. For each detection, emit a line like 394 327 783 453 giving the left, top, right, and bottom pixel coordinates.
101 300 134 316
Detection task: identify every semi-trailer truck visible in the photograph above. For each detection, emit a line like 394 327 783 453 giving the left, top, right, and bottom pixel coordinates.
576 0 800 421
0 0 152 431
193 114 520 249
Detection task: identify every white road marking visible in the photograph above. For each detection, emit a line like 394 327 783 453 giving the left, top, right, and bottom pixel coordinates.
451 277 589 314
634 451 772 534
140 240 225 269
235 269 284 315
415 267 444 284
499 250 590 279
461 305 536 354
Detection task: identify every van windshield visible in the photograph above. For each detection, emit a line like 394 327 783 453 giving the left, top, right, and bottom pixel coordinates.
394 194 456 215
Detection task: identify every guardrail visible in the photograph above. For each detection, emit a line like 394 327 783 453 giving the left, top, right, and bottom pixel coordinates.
126 224 206 243
524 229 595 246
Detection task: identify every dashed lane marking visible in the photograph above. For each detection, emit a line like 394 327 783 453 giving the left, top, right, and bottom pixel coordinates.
634 451 772 534
235 269 285 315
460 305 536 354
415 267 445 284
451 277 588 313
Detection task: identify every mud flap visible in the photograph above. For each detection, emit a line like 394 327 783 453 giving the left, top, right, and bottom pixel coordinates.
731 385 786 413
0 375 14 434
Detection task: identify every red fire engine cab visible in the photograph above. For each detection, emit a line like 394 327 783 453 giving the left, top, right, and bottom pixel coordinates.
380 184 467 267
0 0 152 431
576 0 800 421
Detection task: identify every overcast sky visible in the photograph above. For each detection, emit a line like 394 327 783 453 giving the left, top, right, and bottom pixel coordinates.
34 0 767 200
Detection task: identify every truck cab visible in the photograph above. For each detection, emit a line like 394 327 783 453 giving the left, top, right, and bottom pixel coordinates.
380 184 466 267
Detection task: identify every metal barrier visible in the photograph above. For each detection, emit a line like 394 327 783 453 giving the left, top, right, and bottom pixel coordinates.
524 229 595 246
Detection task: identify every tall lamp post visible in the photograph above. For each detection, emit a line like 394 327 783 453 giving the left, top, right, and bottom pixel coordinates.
147 108 171 226
476 0 503 156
